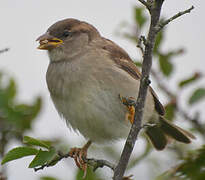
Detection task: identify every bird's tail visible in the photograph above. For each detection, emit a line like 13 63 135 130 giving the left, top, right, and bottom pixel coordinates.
145 116 196 150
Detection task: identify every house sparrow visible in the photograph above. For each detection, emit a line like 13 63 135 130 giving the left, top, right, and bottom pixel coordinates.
36 18 195 173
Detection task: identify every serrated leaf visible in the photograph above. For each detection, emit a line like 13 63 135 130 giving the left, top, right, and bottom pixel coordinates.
23 136 50 149
1 147 38 165
158 54 173 77
134 7 147 29
40 176 60 180
29 148 56 168
189 88 205 105
179 72 201 88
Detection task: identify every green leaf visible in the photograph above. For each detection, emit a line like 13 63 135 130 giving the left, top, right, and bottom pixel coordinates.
134 7 147 29
156 145 205 180
189 88 205 105
23 136 50 149
40 176 60 180
29 148 56 168
6 78 16 101
179 72 201 88
9 97 42 131
158 54 173 77
75 167 103 180
1 147 38 165
134 61 142 67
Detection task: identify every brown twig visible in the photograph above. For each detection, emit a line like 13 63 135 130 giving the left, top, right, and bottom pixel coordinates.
85 158 115 171
113 1 195 179
156 6 194 33
113 1 164 179
34 150 115 172
0 48 9 54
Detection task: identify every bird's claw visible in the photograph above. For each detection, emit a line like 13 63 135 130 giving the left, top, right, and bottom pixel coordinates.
68 141 92 178
69 147 88 178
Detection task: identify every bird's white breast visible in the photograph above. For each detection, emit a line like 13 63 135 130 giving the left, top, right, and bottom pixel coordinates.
46 50 156 143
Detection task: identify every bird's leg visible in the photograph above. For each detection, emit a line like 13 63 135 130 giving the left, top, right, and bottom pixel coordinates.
69 140 92 178
119 94 136 124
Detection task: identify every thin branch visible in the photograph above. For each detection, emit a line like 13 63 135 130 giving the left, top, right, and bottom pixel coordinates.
85 158 115 171
34 151 115 172
113 1 164 179
0 48 9 54
156 6 194 33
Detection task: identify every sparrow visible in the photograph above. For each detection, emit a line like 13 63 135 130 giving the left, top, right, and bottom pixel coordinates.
36 18 195 174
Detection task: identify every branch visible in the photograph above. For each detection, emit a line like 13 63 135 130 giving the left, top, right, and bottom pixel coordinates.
113 1 164 179
34 151 115 172
85 158 115 171
0 48 9 54
156 6 194 33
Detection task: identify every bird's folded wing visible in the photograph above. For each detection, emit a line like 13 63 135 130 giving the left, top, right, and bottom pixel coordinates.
101 37 165 116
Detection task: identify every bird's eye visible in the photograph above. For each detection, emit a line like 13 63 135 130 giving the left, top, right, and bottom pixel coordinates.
63 30 72 37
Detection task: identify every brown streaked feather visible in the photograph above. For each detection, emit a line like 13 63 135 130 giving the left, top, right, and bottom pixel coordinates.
101 38 165 115
102 38 141 79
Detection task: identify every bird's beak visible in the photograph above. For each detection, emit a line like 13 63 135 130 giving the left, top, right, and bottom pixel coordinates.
36 32 63 50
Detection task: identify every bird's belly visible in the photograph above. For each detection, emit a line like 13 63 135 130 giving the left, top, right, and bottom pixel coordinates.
47 61 156 143
50 82 131 143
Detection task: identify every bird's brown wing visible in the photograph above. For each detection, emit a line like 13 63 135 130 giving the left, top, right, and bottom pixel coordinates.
101 38 165 116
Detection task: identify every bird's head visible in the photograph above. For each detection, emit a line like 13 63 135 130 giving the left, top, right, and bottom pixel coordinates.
36 18 100 61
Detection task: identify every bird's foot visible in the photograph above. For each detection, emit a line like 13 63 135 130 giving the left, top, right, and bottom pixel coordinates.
119 94 136 124
69 140 92 178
